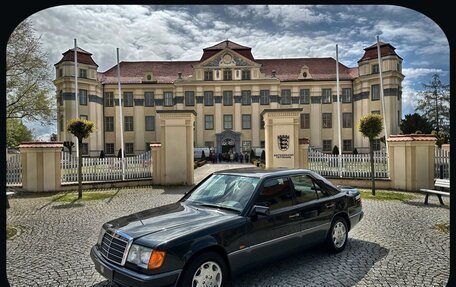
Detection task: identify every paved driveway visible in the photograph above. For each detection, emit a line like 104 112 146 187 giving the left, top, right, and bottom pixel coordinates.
6 164 450 286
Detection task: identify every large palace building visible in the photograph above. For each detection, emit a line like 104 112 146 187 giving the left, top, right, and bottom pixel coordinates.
54 40 404 157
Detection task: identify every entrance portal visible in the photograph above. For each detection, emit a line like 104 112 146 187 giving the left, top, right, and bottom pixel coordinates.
221 138 235 153
215 130 241 155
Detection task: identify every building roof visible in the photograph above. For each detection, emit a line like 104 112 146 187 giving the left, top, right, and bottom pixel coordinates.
200 39 254 62
358 42 402 62
55 47 99 67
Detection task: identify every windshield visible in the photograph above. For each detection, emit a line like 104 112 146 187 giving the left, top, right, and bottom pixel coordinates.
184 174 260 212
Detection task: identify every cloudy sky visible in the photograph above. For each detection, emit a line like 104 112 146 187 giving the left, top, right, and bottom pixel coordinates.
24 5 449 139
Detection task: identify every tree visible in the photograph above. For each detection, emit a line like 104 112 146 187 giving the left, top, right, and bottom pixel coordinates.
415 74 450 140
6 19 54 124
400 113 433 135
6 119 33 148
50 133 58 141
358 114 383 196
67 118 95 199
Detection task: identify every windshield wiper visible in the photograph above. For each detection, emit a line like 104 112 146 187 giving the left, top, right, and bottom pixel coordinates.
197 203 241 213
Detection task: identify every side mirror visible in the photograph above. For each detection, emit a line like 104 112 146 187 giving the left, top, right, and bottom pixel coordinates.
251 205 270 216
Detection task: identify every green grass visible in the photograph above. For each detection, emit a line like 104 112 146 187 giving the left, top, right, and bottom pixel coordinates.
358 189 419 201
7 225 17 240
52 191 116 202
433 223 450 234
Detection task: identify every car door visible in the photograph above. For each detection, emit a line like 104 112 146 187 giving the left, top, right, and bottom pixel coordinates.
247 176 301 263
309 176 338 241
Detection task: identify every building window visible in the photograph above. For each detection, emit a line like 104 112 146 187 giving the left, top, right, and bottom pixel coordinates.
79 69 87 78
260 90 269 105
342 88 352 103
242 141 251 152
144 92 155 107
260 141 265 148
105 117 114 132
372 64 379 74
322 140 332 152
81 143 89 155
242 115 251 129
397 62 402 72
105 143 115 155
80 115 88 120
342 113 352 128
204 70 213 81
205 115 214 130
281 89 291 105
124 116 134 131
373 139 381 151
164 92 173 106
204 91 214 106
300 89 310 104
104 92 114 107
322 113 332 128
124 92 134 107
223 69 232 80
204 141 214 148
79 89 88 105
223 115 233 130
322 88 332 104
125 143 134 155
371 84 380 101
185 91 195 106
300 113 310 129
343 140 353 152
223 91 233 106
59 69 63 78
241 69 251 80
145 116 155 131
372 110 381 115
260 115 265 129
241 90 251 105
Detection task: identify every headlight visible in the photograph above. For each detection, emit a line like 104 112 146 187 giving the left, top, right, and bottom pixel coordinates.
127 244 166 269
97 228 105 246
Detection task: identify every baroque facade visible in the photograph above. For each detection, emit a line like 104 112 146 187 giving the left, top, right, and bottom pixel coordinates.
54 40 404 157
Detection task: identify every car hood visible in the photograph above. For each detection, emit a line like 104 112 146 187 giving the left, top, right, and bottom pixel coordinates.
104 202 240 241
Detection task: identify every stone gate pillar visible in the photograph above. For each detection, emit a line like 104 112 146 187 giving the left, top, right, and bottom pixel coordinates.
19 142 63 192
156 110 196 185
262 108 302 169
387 134 436 191
299 138 310 169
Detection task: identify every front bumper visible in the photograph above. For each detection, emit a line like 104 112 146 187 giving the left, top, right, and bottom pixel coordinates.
90 246 181 287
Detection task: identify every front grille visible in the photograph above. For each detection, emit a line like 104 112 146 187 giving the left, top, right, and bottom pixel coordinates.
100 229 132 265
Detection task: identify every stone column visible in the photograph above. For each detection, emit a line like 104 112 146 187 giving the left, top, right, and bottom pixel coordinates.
387 134 436 191
262 108 303 169
150 143 162 185
19 142 63 192
299 138 310 169
156 110 196 185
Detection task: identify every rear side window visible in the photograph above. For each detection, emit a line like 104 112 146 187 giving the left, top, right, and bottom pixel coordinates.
254 177 293 211
290 175 318 203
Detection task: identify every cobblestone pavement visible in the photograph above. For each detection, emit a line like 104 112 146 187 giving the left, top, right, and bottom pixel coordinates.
7 164 450 286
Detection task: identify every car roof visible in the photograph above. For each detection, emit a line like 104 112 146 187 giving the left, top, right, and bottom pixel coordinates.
213 167 315 179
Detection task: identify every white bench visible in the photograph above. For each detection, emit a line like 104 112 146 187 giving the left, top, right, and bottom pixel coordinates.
420 179 450 205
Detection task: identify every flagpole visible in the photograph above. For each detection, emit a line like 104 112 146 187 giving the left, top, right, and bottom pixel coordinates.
336 44 342 177
74 39 79 157
376 36 389 164
117 48 125 180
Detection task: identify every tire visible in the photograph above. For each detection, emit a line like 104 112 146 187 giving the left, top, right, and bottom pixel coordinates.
178 251 227 287
325 216 348 253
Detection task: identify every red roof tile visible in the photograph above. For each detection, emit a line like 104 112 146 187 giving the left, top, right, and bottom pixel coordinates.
358 42 402 62
55 47 98 67
204 40 251 50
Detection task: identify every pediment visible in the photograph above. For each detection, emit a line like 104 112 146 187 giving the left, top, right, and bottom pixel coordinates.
197 48 260 68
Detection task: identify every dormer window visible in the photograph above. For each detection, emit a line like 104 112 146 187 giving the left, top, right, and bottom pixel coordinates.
302 72 307 78
147 74 152 81
204 70 213 81
241 69 251 80
79 69 87 78
372 64 379 74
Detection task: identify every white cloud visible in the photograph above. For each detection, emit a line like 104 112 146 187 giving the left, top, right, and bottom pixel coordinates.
402 68 445 79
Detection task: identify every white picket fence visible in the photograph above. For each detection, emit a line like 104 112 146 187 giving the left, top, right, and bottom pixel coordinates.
61 151 152 183
6 153 22 186
308 148 389 178
435 148 450 179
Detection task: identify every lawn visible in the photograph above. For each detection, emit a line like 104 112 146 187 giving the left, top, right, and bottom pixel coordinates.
52 191 117 202
7 225 17 240
433 223 450 235
358 189 419 201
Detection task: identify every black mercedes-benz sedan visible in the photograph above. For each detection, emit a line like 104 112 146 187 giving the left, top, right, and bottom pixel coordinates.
91 168 363 287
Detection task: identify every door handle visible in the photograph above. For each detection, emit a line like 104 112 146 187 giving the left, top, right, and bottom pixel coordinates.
289 213 300 219
325 203 335 208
